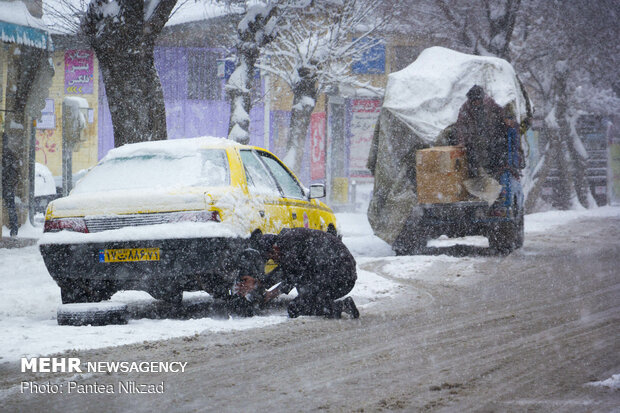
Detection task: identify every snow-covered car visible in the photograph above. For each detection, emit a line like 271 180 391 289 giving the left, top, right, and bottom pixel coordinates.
39 137 337 304
34 163 59 214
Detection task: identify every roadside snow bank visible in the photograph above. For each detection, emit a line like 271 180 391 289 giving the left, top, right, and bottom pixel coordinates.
586 374 620 390
525 206 620 233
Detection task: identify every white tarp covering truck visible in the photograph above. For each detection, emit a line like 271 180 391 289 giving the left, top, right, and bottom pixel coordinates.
367 47 531 254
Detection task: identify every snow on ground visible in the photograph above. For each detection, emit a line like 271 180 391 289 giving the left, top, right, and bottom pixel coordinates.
1 206 619 362
587 374 620 390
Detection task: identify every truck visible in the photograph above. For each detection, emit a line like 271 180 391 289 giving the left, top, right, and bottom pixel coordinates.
367 47 531 255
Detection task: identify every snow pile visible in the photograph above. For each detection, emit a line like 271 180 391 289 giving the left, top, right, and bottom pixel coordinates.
39 222 244 244
383 46 528 145
35 163 56 197
587 374 620 390
524 206 620 234
63 96 88 129
101 136 239 162
38 137 256 243
166 0 234 26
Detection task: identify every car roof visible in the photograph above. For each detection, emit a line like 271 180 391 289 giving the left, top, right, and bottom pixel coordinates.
101 136 261 162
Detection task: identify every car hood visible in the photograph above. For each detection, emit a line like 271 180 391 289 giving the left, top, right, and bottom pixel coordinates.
46 186 233 218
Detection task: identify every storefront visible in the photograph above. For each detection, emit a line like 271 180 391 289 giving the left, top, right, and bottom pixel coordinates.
1 0 53 235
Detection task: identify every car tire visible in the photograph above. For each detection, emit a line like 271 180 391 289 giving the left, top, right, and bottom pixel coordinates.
57 302 128 326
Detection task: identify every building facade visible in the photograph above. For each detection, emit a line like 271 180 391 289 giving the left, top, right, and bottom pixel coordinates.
32 8 429 218
1 0 53 235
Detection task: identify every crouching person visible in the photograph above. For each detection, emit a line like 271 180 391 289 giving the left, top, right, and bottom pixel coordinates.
236 228 359 319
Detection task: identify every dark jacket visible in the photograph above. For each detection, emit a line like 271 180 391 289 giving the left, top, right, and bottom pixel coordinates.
261 228 357 299
455 96 506 175
2 135 19 199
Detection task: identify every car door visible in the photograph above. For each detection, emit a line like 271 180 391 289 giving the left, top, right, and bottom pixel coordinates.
255 150 323 230
238 149 292 233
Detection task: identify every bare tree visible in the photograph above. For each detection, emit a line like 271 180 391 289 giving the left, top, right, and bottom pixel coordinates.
81 0 178 147
260 0 390 173
48 0 178 147
513 0 620 211
395 0 620 211
432 0 521 60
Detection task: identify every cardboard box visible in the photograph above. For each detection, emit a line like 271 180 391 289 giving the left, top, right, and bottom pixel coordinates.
416 146 468 204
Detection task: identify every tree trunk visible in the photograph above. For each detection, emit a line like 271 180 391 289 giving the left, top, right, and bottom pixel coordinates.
285 68 317 174
97 48 166 147
227 5 278 144
4 45 42 207
525 62 594 211
82 0 177 148
227 56 255 144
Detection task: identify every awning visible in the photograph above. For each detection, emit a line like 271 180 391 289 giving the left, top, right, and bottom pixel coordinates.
0 20 51 50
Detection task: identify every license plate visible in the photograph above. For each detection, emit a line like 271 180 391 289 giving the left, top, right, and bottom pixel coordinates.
99 248 160 263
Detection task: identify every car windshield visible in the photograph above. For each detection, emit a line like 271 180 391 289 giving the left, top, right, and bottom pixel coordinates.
72 149 230 194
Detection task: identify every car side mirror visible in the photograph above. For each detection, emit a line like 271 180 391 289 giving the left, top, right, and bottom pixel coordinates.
309 183 326 199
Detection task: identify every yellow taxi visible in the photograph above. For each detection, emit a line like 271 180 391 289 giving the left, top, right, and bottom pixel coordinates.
39 137 337 304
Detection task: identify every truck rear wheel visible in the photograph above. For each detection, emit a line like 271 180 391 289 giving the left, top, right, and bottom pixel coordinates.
489 214 523 254
393 230 427 256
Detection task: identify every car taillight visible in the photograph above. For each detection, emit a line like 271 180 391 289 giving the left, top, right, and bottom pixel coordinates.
44 218 89 233
172 211 221 223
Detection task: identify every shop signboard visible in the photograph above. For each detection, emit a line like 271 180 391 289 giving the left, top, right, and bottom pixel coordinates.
349 99 381 177
65 50 94 94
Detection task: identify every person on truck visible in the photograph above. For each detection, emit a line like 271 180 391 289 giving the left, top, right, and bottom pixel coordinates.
235 228 359 319
455 85 506 179
502 104 526 176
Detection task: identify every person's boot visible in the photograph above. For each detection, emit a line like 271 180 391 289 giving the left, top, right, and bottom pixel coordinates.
287 300 301 318
342 297 359 319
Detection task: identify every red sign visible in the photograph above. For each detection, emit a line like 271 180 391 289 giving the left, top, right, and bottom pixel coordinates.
350 99 381 176
310 112 326 180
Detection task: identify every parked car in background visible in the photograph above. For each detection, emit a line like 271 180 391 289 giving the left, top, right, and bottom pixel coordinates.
34 163 59 214
39 137 337 304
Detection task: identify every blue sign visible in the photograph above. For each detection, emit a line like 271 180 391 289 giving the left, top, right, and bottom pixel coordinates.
352 38 385 75
0 20 50 50
217 59 236 79
217 59 261 80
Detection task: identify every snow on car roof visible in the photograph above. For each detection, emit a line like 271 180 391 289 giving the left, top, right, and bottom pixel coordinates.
102 136 242 162
383 46 529 145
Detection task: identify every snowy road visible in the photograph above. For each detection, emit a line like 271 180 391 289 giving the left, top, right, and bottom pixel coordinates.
1 208 619 411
